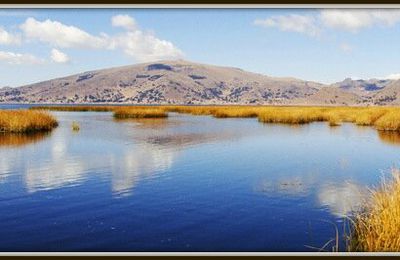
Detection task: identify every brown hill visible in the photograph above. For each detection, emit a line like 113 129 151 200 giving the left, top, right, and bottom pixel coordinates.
0 60 323 105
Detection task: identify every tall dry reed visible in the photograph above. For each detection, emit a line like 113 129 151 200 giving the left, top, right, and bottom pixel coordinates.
0 110 58 133
348 169 400 251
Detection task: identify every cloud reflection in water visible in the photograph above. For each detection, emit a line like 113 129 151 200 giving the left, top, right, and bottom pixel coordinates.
318 182 367 217
0 114 242 197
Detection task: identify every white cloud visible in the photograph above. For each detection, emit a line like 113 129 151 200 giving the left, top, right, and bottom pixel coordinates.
321 9 400 32
110 14 183 62
17 16 183 63
0 27 21 45
339 42 353 53
50 48 69 63
111 14 137 31
254 14 320 37
20 17 110 49
0 51 42 65
111 30 184 62
255 9 400 37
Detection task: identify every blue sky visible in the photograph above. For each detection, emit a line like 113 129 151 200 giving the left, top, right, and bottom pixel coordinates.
1 8 400 87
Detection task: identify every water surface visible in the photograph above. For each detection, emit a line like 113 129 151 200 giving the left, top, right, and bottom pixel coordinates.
0 105 399 252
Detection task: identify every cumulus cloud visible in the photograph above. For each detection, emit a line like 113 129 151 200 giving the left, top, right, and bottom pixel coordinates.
0 27 21 45
320 9 400 32
50 48 69 63
255 9 400 36
111 14 137 31
20 17 110 49
17 15 183 63
111 30 184 62
109 14 183 62
0 51 42 65
320 10 373 32
321 9 400 32
254 14 320 37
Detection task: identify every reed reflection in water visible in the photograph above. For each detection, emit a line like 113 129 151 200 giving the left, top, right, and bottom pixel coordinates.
378 131 400 146
0 132 51 147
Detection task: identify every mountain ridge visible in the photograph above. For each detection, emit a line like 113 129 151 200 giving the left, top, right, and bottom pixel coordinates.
0 60 399 106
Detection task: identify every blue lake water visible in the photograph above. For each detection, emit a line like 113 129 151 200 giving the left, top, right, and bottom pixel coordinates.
0 104 399 252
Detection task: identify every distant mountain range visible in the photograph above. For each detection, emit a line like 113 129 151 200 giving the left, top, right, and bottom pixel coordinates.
1 60 399 106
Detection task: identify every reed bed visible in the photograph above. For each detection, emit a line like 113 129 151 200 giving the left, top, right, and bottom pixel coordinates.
31 105 115 112
348 169 400 252
0 110 58 133
113 107 168 119
28 105 400 131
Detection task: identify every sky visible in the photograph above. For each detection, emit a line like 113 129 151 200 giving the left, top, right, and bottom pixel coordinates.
1 8 400 87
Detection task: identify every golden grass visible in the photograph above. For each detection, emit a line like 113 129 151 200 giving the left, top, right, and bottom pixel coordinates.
31 106 115 112
72 121 80 131
113 107 168 119
349 169 400 252
27 105 400 131
374 111 400 131
0 110 58 133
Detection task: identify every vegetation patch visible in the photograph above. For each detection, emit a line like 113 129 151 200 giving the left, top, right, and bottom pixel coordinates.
0 110 58 133
31 106 115 112
29 105 400 131
349 169 400 252
72 121 80 131
113 107 168 119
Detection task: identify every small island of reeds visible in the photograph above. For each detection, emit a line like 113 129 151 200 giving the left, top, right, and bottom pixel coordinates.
0 110 58 133
113 107 168 119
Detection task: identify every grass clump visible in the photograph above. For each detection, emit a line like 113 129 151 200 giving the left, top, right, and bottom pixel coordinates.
113 107 168 119
349 169 400 252
72 121 80 131
0 110 58 133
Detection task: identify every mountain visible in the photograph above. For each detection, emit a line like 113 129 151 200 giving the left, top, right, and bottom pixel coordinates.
0 60 398 105
371 79 400 105
0 60 324 105
292 86 363 106
331 78 392 95
328 78 400 106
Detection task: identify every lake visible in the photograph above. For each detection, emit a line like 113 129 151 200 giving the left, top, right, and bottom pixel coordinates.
0 105 399 252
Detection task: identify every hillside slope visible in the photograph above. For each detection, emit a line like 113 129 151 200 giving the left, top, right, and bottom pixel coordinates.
0 60 323 105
